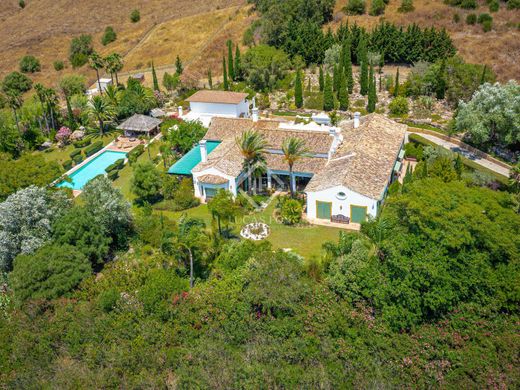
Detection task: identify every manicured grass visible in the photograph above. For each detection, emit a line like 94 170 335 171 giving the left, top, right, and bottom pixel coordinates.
157 201 347 258
36 133 116 166
113 140 165 200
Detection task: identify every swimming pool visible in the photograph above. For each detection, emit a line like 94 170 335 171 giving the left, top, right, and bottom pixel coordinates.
57 150 127 190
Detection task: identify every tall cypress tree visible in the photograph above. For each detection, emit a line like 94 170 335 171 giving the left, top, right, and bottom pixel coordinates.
227 40 234 81
234 44 241 81
175 55 183 75
358 36 369 96
367 65 376 113
344 39 354 94
318 66 324 92
333 64 340 93
378 51 385 92
338 70 349 111
208 69 213 89
435 59 446 99
394 67 400 97
222 57 229 91
294 70 303 108
323 73 334 111
151 61 159 91
65 94 75 130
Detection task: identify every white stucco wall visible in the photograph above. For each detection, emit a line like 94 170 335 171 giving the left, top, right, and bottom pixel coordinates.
193 167 238 201
306 186 379 220
189 101 249 117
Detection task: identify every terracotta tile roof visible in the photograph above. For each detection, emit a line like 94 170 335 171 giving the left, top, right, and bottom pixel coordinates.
306 114 406 199
192 139 244 177
186 90 249 104
265 154 327 174
204 117 333 154
198 174 229 185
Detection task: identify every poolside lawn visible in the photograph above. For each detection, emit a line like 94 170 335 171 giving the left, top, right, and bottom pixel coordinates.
158 201 348 258
113 140 165 200
36 134 116 166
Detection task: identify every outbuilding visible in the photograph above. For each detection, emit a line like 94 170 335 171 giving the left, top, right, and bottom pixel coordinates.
182 90 250 127
117 114 162 138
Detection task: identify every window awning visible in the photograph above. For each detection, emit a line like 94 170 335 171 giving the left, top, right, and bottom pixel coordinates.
394 161 402 172
398 149 405 160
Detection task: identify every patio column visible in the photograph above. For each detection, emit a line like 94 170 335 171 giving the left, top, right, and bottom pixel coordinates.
267 170 272 189
290 174 296 193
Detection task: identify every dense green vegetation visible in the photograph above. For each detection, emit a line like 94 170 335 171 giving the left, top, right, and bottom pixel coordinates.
0 168 518 386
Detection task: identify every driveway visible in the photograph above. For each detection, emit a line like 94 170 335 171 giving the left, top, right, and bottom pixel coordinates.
408 132 511 178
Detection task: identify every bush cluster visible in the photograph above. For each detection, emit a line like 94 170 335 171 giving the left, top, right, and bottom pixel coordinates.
73 138 91 148
101 26 117 46
19 55 41 73
128 144 144 164
84 140 103 157
69 149 82 159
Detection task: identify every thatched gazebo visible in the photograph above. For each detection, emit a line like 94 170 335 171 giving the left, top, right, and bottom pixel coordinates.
117 114 162 138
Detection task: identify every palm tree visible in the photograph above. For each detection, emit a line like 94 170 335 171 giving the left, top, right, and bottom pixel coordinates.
175 216 208 289
282 137 310 197
236 130 267 194
88 96 115 136
105 53 123 86
89 52 105 94
5 91 23 133
104 84 120 107
34 83 49 134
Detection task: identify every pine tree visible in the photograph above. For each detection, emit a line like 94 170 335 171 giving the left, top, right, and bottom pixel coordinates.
208 69 213 89
435 59 446 100
367 65 376 113
222 57 229 91
394 67 400 97
175 55 183 75
151 61 159 91
358 36 369 96
227 40 234 81
234 44 241 81
338 70 349 111
343 39 354 93
294 70 303 108
323 73 334 111
318 67 324 92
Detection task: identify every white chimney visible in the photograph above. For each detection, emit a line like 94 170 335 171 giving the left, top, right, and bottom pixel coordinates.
252 97 259 122
354 112 360 129
178 105 183 117
199 140 207 162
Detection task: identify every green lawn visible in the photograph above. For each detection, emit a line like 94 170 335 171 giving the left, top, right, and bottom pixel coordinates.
113 140 165 200
35 133 116 166
157 201 346 259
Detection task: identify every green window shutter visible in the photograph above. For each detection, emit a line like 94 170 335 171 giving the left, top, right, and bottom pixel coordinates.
205 187 217 198
316 201 332 219
350 206 367 223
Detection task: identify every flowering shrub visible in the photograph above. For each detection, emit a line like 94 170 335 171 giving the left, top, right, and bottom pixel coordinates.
55 126 72 144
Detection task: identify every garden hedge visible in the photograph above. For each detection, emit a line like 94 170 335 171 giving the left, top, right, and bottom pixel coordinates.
73 154 83 165
128 144 144 164
85 141 103 157
62 160 73 170
107 170 119 181
73 138 91 148
69 149 82 159
105 158 125 173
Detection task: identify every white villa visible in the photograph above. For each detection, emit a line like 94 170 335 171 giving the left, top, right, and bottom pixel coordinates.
180 90 250 127
169 92 406 225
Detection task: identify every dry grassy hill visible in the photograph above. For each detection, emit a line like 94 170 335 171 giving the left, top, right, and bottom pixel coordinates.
0 0 517 90
0 0 247 89
329 0 520 81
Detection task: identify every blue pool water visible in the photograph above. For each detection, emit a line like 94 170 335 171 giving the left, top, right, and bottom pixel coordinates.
57 150 127 190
